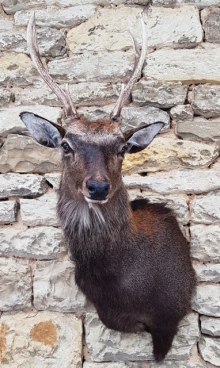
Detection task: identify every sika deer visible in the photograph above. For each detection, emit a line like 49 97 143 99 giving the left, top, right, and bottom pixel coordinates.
20 14 196 361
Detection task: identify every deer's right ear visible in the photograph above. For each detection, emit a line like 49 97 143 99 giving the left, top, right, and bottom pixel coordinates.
19 112 65 148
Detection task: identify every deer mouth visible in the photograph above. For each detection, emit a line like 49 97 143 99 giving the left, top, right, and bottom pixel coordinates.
84 196 108 205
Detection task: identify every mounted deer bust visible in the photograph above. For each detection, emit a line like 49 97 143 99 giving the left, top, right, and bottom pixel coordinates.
20 14 196 362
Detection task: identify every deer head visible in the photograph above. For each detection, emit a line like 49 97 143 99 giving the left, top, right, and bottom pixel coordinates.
20 13 164 204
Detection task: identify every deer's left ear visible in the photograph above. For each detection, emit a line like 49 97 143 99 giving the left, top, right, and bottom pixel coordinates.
124 122 164 154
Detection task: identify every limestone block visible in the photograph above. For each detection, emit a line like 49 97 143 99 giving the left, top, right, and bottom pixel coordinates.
67 6 202 52
170 105 193 121
84 364 141 368
0 105 62 137
190 224 220 262
176 117 220 141
200 316 220 336
0 258 32 311
45 173 61 190
15 6 97 28
192 84 220 118
123 170 220 194
191 191 220 224
152 0 220 6
0 173 47 199
122 137 219 174
202 7 220 43
46 0 148 6
128 191 189 225
20 192 59 226
2 0 45 14
0 88 11 107
0 227 65 259
0 311 83 368
15 82 121 108
0 201 16 224
193 263 220 282
192 284 220 316
121 106 170 131
0 134 61 174
48 51 134 83
34 260 86 311
199 336 220 366
85 312 199 361
144 48 220 83
0 52 38 87
132 81 187 109
148 361 207 368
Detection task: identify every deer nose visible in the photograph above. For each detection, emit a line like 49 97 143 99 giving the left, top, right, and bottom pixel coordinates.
86 180 110 201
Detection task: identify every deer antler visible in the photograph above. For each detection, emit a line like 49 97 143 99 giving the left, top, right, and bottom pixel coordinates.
27 13 77 118
110 15 147 121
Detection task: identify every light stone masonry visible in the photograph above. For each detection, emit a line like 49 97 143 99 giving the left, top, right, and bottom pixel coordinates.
0 173 47 198
191 190 220 224
190 224 220 262
34 260 86 311
20 192 59 226
0 201 17 224
199 336 220 366
0 311 83 368
0 258 32 311
85 312 199 361
176 117 220 141
192 84 220 118
192 284 220 317
193 263 220 282
0 227 65 259
200 316 220 337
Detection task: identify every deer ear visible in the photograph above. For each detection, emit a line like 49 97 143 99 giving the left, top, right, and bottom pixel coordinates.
19 111 65 148
125 122 164 154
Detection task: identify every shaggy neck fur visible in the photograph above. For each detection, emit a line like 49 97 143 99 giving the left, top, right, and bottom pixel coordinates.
57 182 131 263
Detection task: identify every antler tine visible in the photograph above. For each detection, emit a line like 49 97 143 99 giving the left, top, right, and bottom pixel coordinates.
27 13 77 118
110 14 147 121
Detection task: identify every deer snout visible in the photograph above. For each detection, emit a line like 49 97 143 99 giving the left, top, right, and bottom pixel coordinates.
86 180 110 201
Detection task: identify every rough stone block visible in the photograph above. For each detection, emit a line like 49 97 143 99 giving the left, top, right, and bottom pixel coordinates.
0 105 62 137
20 192 59 226
124 170 220 195
192 84 220 118
48 51 134 83
148 361 207 368
193 263 220 282
132 81 187 109
0 173 47 199
85 312 199 361
84 364 141 368
121 106 169 131
191 191 220 224
122 137 219 174
192 284 220 316
199 336 220 366
0 310 83 368
45 173 61 190
0 201 17 224
201 316 220 337
0 53 37 87
190 224 220 262
34 260 86 311
202 7 220 44
170 104 193 121
144 48 220 83
2 0 45 14
0 134 61 174
152 0 220 7
176 117 220 141
15 6 97 28
0 258 32 311
67 6 202 52
0 88 11 107
0 227 65 259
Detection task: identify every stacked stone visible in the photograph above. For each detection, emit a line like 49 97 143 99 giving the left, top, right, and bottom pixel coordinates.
0 0 220 367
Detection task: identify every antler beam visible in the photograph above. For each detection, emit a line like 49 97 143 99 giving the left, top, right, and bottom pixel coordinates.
27 13 77 118
110 15 147 121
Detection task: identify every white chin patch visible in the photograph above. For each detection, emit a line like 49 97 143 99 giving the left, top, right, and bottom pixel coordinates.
84 197 108 205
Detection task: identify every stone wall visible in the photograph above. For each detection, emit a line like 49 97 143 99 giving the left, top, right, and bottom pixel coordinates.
0 1 220 367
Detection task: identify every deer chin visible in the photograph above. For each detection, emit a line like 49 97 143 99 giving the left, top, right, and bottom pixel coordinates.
84 196 108 205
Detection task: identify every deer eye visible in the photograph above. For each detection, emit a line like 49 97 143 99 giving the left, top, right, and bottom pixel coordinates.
118 146 127 157
61 141 73 154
